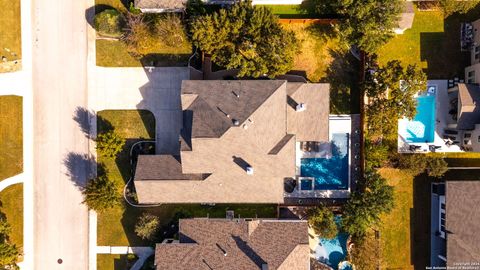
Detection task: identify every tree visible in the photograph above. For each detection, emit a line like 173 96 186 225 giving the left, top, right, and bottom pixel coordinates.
0 242 19 269
439 0 480 16
154 14 188 48
425 156 448 178
123 13 157 56
350 231 381 270
82 175 120 212
94 9 126 38
96 130 125 158
365 60 426 139
365 140 390 169
341 170 394 237
190 1 298 78
336 0 402 53
135 213 160 240
307 205 338 239
397 154 448 178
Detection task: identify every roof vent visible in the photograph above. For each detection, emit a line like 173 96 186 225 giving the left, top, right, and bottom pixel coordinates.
232 91 240 98
246 166 254 175
233 119 240 126
296 103 306 112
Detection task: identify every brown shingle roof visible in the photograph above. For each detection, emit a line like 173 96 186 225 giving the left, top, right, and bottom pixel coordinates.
287 83 330 142
446 181 480 265
134 80 330 204
155 219 309 270
457 83 480 130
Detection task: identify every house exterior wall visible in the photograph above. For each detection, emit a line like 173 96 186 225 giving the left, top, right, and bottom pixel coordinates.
467 124 480 152
465 62 480 83
471 19 480 65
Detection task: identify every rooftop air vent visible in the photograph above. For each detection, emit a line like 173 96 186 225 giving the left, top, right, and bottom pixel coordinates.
233 119 240 126
246 166 254 175
296 103 306 112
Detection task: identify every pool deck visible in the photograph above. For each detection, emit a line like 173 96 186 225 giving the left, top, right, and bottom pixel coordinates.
398 80 463 153
285 115 362 200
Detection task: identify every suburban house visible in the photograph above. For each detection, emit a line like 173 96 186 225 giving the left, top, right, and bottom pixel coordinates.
133 80 342 204
463 18 480 83
430 181 480 267
134 0 186 12
154 218 309 270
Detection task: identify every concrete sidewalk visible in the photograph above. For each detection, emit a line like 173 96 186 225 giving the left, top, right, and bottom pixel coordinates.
0 173 24 192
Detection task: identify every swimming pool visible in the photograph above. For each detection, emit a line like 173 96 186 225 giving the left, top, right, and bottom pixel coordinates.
300 133 349 190
398 93 436 143
313 216 349 269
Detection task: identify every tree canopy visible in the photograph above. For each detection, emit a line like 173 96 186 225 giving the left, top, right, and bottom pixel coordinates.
82 175 120 212
341 170 394 237
397 154 448 178
96 130 125 158
365 60 426 139
0 211 19 269
135 213 160 240
439 0 480 16
190 1 298 78
307 205 338 239
94 9 126 38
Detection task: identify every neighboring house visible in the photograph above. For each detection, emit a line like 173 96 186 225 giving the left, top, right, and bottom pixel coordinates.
133 80 331 204
134 0 186 13
394 1 415 34
446 83 480 151
155 218 310 270
464 19 480 83
430 181 480 267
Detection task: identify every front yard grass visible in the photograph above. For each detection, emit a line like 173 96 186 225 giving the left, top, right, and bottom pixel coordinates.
377 7 475 79
282 23 360 114
0 0 21 72
0 96 23 180
96 110 277 246
261 5 309 18
0 183 24 254
97 254 133 270
94 0 192 67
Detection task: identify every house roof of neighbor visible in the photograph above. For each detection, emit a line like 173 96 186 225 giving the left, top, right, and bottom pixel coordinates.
134 0 186 10
446 181 480 265
154 219 309 270
457 83 480 130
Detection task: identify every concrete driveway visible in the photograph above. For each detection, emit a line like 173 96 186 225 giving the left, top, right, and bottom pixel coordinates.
90 67 189 154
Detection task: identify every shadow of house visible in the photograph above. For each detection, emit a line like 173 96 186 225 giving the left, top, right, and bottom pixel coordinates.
140 53 192 68
63 152 96 188
410 174 433 269
324 48 360 114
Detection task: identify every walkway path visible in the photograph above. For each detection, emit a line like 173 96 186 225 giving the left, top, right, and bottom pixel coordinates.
0 173 24 192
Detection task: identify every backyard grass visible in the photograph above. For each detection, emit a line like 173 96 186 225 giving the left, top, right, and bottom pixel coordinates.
260 5 309 18
282 23 360 114
378 168 414 269
96 110 277 246
0 96 23 180
0 184 24 252
0 0 21 72
377 8 471 79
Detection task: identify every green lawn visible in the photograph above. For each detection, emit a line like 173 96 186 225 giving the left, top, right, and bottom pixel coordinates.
260 5 310 18
97 254 136 270
0 184 24 253
96 110 277 246
377 8 471 79
282 23 360 114
378 168 414 269
0 0 21 72
0 96 23 180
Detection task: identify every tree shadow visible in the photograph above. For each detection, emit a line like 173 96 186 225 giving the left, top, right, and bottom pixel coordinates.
324 48 360 114
63 152 96 188
140 53 192 67
410 174 433 269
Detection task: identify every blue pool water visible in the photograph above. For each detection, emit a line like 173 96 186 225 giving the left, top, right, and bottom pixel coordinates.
319 233 349 269
300 179 313 190
300 133 349 190
399 94 436 143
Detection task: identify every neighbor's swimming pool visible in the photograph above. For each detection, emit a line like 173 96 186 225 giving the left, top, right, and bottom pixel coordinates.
300 133 349 190
398 93 436 143
314 216 349 269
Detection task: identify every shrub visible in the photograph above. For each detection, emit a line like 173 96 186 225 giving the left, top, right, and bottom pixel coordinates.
94 9 125 38
123 14 157 56
135 213 160 240
425 156 448 178
82 175 120 212
96 130 125 158
397 154 448 178
0 242 19 269
307 205 338 239
365 140 390 169
155 14 188 48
